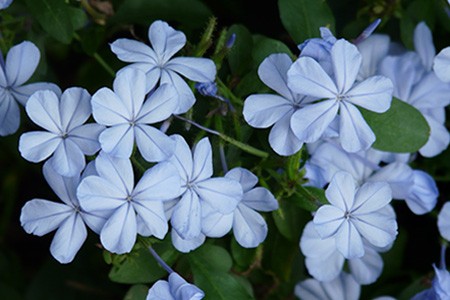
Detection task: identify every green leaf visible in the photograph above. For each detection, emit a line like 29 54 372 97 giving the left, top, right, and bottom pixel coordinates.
272 200 309 241
109 241 179 284
188 244 254 300
227 24 253 76
231 238 257 270
252 34 294 67
278 0 335 44
124 285 149 300
25 0 74 44
111 0 212 29
360 98 430 153
68 7 88 31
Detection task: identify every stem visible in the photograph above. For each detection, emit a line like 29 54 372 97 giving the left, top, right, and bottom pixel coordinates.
73 33 115 77
131 156 147 174
148 246 174 274
216 77 242 108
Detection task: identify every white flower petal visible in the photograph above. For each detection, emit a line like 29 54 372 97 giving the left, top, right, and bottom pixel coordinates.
11 82 61 106
114 68 147 118
268 111 303 156
25 90 62 133
99 124 135 158
242 187 278 212
438 202 450 241
149 20 186 62
233 204 268 248
348 245 383 284
290 99 338 143
168 135 193 184
92 87 130 125
20 199 72 236
50 213 87 264
331 39 361 93
201 202 233 238
59 87 91 131
19 131 60 162
5 41 40 86
43 160 79 206
146 280 174 300
287 57 337 98
339 102 375 152
352 182 392 215
414 22 435 71
434 47 450 82
135 124 175 162
325 171 356 211
77 176 126 213
191 137 213 182
353 212 397 248
171 190 201 240
160 70 195 114
367 162 413 200
50 138 86 176
405 170 438 215
137 83 178 124
225 167 258 192
243 94 293 128
258 53 294 99
357 34 390 80
335 220 365 259
313 205 345 238
171 230 205 253
100 203 137 254
110 38 157 64
69 123 104 155
133 201 168 239
419 113 450 157
0 90 20 136
195 177 242 214
166 57 216 82
346 76 393 113
94 152 134 194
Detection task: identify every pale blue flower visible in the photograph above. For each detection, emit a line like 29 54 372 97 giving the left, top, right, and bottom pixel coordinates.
295 272 360 300
147 272 204 300
356 34 391 81
20 161 106 263
110 20 216 114
0 41 59 136
77 153 181 254
306 141 438 215
434 47 450 82
300 221 387 284
438 202 450 241
202 167 278 248
298 27 336 75
313 171 397 259
167 135 242 242
288 39 394 153
0 0 13 9
92 68 177 162
19 88 104 176
243 53 315 155
170 229 206 253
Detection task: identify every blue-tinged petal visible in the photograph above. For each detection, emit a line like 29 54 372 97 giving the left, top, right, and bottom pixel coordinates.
243 94 293 128
335 220 365 259
290 99 338 143
352 212 397 248
110 38 157 64
100 203 137 254
339 102 376 152
69 123 104 155
77 176 127 213
50 138 85 176
168 135 193 184
133 201 168 239
171 189 201 239
5 41 40 86
408 73 450 109
160 70 195 114
148 20 186 62
331 39 361 94
300 221 337 258
19 131 60 162
50 213 87 264
133 161 182 201
434 47 450 82
348 245 383 284
438 202 450 241
114 68 147 118
313 205 345 238
11 82 61 106
20 199 73 236
0 62 5 86
137 83 178 124
0 90 20 136
325 171 356 211
166 57 216 82
405 170 438 215
287 57 337 98
269 111 303 156
368 162 413 199
419 113 450 157
242 187 278 212
171 230 205 253
92 87 130 125
80 210 107 235
191 137 213 182
305 253 344 283
258 53 294 100
352 182 391 214
99 124 135 158
135 124 175 162
59 87 91 131
233 204 268 248
346 76 393 113
357 34 390 80
95 152 134 194
195 177 242 214
201 202 233 238
25 90 62 133
225 167 258 192
295 273 361 300
146 280 174 300
169 272 205 300
414 22 435 71
43 160 79 206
